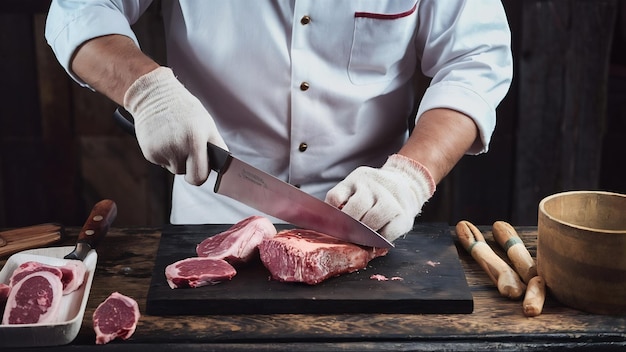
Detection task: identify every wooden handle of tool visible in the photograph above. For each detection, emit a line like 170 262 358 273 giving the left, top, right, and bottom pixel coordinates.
523 276 546 317
492 221 537 284
77 199 117 248
456 220 526 300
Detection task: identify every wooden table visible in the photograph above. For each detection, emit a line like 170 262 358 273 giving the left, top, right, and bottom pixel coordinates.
3 226 625 351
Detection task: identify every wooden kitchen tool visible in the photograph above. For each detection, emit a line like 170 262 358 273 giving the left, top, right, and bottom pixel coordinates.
492 221 537 284
522 275 546 317
0 223 65 259
492 221 546 316
538 190 626 315
455 220 525 300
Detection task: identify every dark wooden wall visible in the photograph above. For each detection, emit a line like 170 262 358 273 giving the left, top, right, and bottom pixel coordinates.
1 0 170 228
1 0 623 229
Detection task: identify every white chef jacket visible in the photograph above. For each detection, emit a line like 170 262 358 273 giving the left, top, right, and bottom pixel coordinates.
45 0 512 224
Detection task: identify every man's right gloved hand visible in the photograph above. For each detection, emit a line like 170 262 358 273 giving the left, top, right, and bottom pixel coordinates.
124 66 228 186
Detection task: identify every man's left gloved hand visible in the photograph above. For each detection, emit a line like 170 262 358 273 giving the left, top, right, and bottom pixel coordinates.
325 154 436 242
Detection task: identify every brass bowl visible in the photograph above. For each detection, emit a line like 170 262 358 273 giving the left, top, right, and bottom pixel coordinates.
537 190 626 315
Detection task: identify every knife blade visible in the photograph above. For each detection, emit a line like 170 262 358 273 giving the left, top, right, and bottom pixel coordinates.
113 108 393 248
64 199 118 260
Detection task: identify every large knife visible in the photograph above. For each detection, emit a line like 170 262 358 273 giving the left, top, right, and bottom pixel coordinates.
113 108 393 248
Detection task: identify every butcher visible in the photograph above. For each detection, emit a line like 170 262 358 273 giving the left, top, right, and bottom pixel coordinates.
45 0 512 242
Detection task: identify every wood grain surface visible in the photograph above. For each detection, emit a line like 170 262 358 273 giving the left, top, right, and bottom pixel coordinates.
1 225 624 351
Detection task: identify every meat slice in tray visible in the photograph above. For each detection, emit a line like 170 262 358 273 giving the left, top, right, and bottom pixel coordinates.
8 261 63 287
258 229 389 285
165 257 237 289
93 292 140 345
57 260 87 295
196 215 277 265
2 271 63 325
8 260 86 295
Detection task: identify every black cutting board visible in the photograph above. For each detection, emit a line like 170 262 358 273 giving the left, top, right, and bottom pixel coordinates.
145 223 473 315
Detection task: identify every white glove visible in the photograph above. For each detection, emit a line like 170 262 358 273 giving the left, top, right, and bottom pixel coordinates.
124 67 228 186
325 154 436 242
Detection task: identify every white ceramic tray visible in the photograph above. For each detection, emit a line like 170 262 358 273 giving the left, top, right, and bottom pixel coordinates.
0 246 97 347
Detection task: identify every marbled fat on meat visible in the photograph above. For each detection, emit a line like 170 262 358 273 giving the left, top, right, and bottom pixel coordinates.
196 215 277 265
258 229 389 285
2 271 63 325
8 261 63 287
165 257 237 289
8 260 86 295
93 292 140 345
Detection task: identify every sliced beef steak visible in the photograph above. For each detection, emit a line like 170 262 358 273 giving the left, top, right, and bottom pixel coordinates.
196 215 277 265
2 271 63 325
258 229 389 285
58 261 87 295
165 257 237 289
9 260 86 295
93 292 140 345
9 261 63 287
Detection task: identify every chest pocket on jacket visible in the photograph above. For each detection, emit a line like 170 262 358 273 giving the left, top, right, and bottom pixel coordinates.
348 2 418 85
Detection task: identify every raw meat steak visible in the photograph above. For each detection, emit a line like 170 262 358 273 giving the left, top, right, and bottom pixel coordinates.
9 260 86 295
196 215 277 265
93 292 140 345
258 229 389 285
9 261 63 287
58 261 87 295
2 271 63 325
165 257 237 289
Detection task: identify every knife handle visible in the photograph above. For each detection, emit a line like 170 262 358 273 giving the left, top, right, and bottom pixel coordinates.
114 107 232 174
206 143 232 173
113 107 136 137
77 199 118 249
